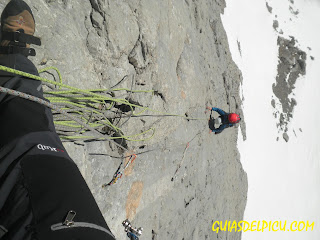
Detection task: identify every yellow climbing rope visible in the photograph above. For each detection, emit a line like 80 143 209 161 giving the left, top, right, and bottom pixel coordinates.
0 64 205 144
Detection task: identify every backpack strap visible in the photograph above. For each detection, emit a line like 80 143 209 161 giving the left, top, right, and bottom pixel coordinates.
1 30 41 46
0 29 41 56
0 45 36 56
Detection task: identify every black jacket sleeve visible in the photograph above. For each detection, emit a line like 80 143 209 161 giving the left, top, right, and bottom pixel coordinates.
0 54 116 240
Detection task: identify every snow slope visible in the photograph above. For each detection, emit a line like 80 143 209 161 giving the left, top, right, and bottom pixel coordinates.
222 0 320 239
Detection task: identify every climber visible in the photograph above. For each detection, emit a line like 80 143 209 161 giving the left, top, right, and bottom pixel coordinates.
0 1 115 239
206 106 241 134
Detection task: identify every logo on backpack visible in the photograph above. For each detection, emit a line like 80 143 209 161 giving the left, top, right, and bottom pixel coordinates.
37 144 64 152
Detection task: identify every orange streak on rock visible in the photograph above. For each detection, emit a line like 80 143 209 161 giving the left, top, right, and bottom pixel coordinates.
126 181 144 219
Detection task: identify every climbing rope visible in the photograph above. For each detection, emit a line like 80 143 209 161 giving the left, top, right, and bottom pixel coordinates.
0 64 206 186
0 85 127 151
0 64 158 143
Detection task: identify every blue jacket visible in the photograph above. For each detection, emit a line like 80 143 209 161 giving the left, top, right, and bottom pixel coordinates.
211 107 234 133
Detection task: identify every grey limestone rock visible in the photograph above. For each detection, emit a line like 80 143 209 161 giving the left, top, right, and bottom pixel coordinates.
266 2 273 13
273 20 279 30
1 0 248 239
283 132 289 142
272 36 306 140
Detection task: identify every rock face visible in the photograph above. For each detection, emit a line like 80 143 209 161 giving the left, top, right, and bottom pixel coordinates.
2 0 247 239
272 36 306 138
267 1 307 141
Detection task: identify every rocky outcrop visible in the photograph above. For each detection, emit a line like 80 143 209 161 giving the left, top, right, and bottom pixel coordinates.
272 36 306 137
267 1 308 141
5 0 248 239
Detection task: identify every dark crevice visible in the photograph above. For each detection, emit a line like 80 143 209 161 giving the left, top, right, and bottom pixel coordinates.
107 98 143 112
153 90 166 103
184 197 195 208
185 112 190 122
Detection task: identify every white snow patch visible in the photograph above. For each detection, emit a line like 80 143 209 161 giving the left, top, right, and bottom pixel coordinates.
222 0 320 239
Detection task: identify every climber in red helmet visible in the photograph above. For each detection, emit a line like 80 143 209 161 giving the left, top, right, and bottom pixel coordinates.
206 106 241 134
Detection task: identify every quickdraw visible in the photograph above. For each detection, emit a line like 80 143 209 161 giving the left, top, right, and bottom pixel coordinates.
103 154 137 187
122 219 143 240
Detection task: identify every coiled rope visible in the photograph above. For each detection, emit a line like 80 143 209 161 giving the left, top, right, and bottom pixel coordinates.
0 64 206 185
0 65 159 143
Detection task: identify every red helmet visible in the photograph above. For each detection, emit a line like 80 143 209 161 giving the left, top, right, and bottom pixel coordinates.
228 113 241 124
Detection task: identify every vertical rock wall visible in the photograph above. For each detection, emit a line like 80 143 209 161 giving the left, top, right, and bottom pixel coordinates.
1 0 248 239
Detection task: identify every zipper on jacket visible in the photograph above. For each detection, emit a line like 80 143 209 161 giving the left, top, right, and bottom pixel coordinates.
51 210 115 239
63 210 76 226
